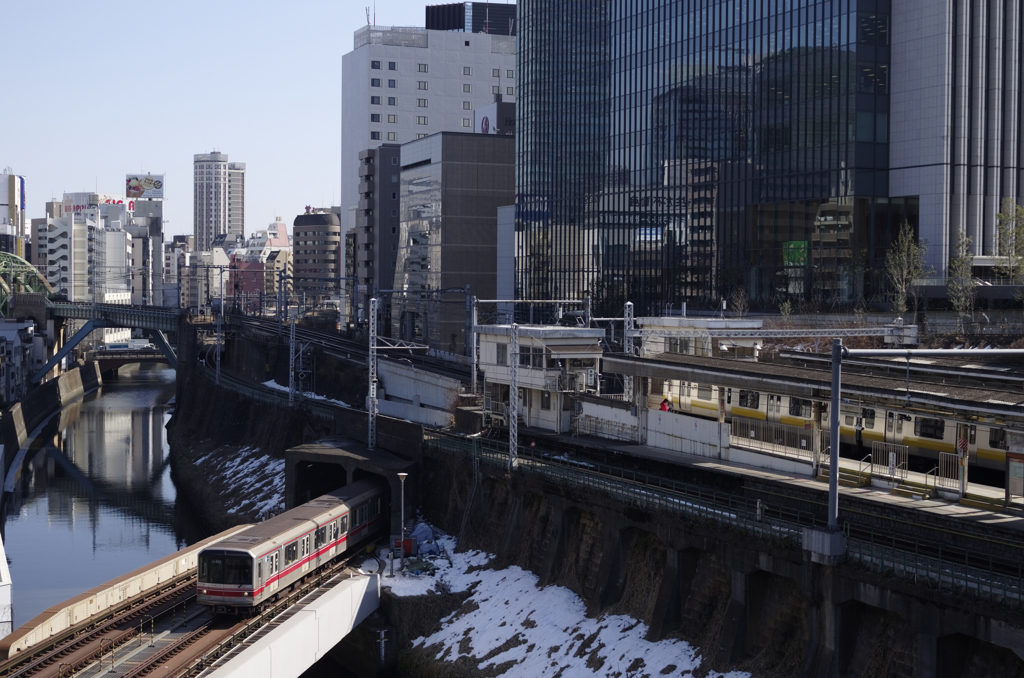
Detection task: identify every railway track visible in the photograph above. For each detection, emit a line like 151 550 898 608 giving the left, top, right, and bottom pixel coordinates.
0 577 197 678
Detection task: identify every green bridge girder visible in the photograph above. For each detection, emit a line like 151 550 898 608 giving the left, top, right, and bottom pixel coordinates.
0 252 54 317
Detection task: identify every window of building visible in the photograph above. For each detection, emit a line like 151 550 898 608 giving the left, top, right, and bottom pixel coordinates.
492 85 500 94
388 61 396 70
507 69 514 78
416 116 428 125
463 84 472 93
371 78 381 87
492 68 500 77
370 131 381 140
463 66 472 75
387 114 397 123
417 81 428 90
371 96 381 105
496 343 507 365
417 63 428 72
463 101 472 110
462 118 471 127
371 60 380 69
417 133 427 139
391 191 397 199
417 98 428 107
507 87 514 96
387 97 396 105
370 113 380 122
391 173 398 182
388 79 396 88
391 157 398 165
391 209 397 217
541 391 551 410
387 132 396 141
464 40 469 46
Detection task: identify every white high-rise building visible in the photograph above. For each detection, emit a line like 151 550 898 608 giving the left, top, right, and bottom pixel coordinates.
194 152 245 251
341 25 516 233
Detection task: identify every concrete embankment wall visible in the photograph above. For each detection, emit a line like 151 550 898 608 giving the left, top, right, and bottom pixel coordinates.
1 362 102 477
409 446 1024 678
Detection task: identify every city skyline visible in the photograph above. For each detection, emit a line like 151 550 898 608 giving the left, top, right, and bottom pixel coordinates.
4 0 465 239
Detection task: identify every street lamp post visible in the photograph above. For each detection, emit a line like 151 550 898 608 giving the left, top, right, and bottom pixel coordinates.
398 472 408 570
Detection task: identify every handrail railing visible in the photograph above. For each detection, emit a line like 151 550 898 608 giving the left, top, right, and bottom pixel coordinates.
858 453 872 481
924 466 938 495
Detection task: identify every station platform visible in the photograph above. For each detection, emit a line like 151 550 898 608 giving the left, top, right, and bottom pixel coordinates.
514 425 1024 550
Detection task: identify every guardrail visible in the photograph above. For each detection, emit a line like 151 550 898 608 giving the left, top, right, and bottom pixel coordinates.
730 416 814 460
194 366 340 422
573 415 638 442
871 441 908 481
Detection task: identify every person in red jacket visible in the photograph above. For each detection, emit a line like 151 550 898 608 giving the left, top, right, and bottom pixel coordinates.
660 398 670 411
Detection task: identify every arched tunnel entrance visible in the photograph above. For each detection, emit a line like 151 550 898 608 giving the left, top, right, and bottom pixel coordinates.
294 461 350 506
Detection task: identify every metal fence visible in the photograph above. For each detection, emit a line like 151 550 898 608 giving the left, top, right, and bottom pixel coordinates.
573 415 638 442
871 441 908 481
938 452 962 491
730 416 814 460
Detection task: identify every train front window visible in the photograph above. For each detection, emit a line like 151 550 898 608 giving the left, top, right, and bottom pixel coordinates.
199 554 252 586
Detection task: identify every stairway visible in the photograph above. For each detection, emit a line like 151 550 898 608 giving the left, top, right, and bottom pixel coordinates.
817 465 870 488
890 480 934 501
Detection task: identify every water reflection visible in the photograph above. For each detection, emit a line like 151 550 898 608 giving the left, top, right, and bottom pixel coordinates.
2 365 202 628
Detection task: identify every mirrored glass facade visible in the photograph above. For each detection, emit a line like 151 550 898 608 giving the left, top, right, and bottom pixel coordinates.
516 0 919 315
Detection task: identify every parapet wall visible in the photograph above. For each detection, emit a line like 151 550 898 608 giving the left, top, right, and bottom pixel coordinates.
1 363 103 477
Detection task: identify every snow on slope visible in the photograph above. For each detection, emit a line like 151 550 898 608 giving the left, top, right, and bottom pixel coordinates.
368 531 749 678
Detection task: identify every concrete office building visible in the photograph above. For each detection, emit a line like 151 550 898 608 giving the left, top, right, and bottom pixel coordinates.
341 21 516 235
194 152 245 251
392 131 514 353
514 0 1024 314
0 170 26 256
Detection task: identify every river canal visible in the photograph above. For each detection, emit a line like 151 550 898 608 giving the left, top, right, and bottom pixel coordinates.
2 365 203 628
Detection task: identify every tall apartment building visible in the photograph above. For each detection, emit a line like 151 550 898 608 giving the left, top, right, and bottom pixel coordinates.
292 208 342 299
341 20 516 233
1 170 26 256
194 152 245 251
514 0 1024 314
355 144 402 332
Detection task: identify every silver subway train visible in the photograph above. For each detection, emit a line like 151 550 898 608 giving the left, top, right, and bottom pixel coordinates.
197 478 387 614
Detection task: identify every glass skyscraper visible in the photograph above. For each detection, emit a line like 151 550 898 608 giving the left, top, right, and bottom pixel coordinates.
515 0 919 315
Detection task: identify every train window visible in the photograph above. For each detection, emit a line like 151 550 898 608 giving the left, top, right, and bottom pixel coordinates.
370 497 381 517
789 398 812 418
915 417 944 440
257 561 262 581
845 415 854 426
886 412 894 432
990 428 1008 450
863 409 875 428
315 527 327 549
738 390 760 409
340 516 349 533
285 542 298 565
199 553 252 585
697 384 712 400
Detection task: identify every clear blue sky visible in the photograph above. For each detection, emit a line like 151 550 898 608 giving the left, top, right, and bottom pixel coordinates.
6 0 430 239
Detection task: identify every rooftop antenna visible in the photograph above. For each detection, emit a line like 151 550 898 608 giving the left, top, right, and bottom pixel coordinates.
484 1 489 33
365 7 370 24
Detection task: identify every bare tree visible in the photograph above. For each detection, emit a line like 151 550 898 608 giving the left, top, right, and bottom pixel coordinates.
884 219 929 319
730 286 749 317
947 229 975 333
995 197 1024 284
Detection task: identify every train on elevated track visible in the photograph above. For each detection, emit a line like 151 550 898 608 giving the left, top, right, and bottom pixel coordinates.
197 478 387 614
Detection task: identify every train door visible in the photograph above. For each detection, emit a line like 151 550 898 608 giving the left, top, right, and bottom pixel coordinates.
885 411 907 444
256 559 264 597
955 422 977 463
766 394 780 424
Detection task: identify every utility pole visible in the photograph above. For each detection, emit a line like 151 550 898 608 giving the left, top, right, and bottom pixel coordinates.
470 296 478 394
508 323 518 470
289 315 296 404
623 302 634 401
215 272 223 386
368 297 378 450
277 269 284 337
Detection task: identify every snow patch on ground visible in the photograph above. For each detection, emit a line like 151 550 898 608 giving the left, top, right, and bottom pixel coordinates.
369 527 749 678
193 445 285 520
261 380 351 408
